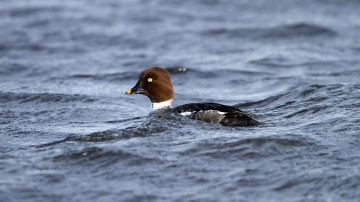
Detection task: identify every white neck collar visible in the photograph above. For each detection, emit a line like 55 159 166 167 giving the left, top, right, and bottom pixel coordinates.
151 99 173 111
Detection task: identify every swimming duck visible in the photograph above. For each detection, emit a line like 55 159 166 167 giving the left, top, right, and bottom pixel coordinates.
126 67 258 126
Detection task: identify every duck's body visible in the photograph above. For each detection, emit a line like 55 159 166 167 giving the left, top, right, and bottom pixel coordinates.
171 102 258 126
126 67 258 127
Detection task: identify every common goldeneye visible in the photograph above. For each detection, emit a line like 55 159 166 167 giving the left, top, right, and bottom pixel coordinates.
125 67 259 126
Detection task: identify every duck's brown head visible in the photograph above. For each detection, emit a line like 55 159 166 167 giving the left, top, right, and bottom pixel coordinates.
126 67 174 104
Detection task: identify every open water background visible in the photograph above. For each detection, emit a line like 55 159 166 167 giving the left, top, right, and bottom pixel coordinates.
1 0 360 201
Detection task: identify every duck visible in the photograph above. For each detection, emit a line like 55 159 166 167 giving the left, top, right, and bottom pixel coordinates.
125 67 259 126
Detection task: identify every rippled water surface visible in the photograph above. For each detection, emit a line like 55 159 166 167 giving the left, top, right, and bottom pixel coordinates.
1 0 360 201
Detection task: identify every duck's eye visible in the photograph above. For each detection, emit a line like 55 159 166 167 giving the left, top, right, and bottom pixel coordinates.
147 78 153 82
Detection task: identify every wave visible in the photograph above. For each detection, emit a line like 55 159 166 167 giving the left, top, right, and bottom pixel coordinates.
36 112 190 148
235 83 360 130
178 134 317 160
0 91 97 103
202 23 336 39
52 145 161 167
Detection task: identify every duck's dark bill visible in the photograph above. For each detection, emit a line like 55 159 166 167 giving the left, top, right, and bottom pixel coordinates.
126 82 145 94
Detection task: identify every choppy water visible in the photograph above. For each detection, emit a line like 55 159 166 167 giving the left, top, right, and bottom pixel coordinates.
1 0 360 201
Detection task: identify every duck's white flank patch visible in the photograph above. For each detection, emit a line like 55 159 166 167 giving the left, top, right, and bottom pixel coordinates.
152 99 173 110
180 111 193 116
180 110 227 116
193 110 228 124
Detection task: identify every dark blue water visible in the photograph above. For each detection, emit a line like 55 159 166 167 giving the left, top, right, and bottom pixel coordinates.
1 0 360 201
